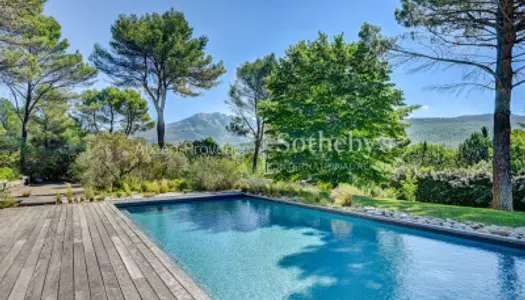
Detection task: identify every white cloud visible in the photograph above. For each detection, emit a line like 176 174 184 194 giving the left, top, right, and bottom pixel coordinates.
420 104 430 111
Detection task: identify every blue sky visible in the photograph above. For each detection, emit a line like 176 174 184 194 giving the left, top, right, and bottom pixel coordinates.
40 0 525 123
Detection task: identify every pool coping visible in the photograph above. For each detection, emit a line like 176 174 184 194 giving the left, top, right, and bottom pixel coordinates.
114 192 525 251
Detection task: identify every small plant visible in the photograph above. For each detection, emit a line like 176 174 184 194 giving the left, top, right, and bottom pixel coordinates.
0 189 17 208
56 192 62 204
80 195 85 202
122 183 132 196
144 181 160 194
85 188 95 202
159 179 169 194
21 189 32 197
97 191 107 201
66 183 73 202
331 186 353 207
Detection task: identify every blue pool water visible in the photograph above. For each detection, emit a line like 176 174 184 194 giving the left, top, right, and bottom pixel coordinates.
121 197 525 300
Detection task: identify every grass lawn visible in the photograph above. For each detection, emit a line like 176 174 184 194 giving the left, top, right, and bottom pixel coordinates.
353 196 525 228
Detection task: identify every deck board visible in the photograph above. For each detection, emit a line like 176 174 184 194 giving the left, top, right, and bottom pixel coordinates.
0 203 208 300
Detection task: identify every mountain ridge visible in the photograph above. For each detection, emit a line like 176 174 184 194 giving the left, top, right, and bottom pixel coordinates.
139 112 525 148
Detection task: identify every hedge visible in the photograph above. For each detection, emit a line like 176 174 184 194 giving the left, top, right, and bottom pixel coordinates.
412 170 525 211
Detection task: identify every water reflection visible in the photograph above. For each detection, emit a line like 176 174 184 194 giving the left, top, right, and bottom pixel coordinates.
124 197 525 300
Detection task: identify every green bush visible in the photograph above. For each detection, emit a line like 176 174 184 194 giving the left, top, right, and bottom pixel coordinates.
159 179 169 194
188 157 248 191
0 167 20 181
415 169 493 208
143 181 160 194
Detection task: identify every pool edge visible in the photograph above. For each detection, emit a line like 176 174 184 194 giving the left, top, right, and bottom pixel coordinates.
114 192 525 251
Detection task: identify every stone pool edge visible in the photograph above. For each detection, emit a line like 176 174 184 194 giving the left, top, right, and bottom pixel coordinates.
114 192 525 251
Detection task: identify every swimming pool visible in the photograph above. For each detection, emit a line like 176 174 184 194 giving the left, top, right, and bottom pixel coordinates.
120 196 525 300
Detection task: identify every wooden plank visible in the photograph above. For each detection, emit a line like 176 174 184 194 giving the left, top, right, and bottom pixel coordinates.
41 205 67 300
108 204 210 300
8 214 53 300
80 204 123 300
0 207 35 262
58 205 74 300
73 205 90 300
78 204 106 300
104 203 193 300
87 204 141 300
98 203 175 300
0 208 25 245
0 208 39 280
24 206 61 300
92 203 160 300
0 207 51 300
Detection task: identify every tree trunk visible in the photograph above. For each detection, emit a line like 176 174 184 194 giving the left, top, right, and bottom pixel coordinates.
20 113 29 175
157 112 165 149
492 1 514 211
252 138 260 173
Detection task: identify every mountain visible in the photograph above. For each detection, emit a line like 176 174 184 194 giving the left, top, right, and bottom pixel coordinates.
406 114 525 147
138 112 249 145
140 112 525 148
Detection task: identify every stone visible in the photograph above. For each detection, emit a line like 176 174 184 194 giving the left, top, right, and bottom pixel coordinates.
484 225 513 236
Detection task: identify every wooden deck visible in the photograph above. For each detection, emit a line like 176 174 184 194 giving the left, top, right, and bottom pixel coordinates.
0 202 210 300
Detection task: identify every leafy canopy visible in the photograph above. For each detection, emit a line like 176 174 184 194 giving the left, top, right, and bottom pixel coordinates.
261 28 418 185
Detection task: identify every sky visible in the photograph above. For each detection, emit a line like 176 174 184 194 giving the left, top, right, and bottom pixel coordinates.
38 0 525 123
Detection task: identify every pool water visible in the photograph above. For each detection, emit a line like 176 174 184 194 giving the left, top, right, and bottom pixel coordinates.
121 197 525 300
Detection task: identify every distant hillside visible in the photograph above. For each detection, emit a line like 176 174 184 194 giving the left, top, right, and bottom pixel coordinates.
138 112 249 145
406 114 525 147
140 112 525 148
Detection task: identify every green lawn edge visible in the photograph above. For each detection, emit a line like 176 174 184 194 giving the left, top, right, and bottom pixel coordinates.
353 196 525 228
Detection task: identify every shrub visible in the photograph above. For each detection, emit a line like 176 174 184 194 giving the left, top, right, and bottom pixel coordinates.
414 169 492 208
331 186 353 207
122 183 132 196
56 192 62 204
159 179 169 194
96 191 107 201
0 167 20 181
143 181 160 194
147 149 189 180
188 157 248 191
400 173 418 201
66 184 73 202
0 189 17 208
21 190 32 197
85 188 95 202
74 133 152 190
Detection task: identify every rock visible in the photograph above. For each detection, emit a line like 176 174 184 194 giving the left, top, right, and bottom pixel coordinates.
476 228 491 234
514 227 525 234
484 225 513 236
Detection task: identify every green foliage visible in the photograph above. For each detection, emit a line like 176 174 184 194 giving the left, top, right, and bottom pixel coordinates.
91 8 225 147
76 87 154 135
21 189 32 197
84 187 95 202
457 127 491 167
401 142 457 170
260 30 417 185
188 157 248 191
399 173 417 201
415 169 493 208
0 167 20 181
226 54 276 172
144 147 189 180
74 133 151 190
66 183 73 202
511 129 525 176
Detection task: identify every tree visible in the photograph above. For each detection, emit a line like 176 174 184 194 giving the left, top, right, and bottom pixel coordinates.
2 15 97 174
511 129 525 176
457 127 492 167
91 9 226 148
260 30 417 185
392 0 525 210
77 87 154 136
402 142 457 169
116 89 155 136
0 0 45 73
226 54 276 173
